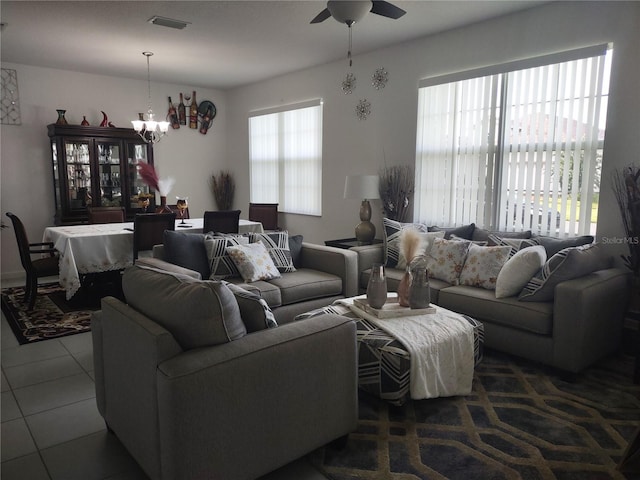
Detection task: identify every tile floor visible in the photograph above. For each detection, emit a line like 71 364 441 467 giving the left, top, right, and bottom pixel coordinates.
0 278 328 480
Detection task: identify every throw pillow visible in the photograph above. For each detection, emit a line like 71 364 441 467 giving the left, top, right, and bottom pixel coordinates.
459 243 514 290
163 230 210 279
224 282 278 332
396 231 445 270
427 237 472 285
122 264 246 350
532 234 594 258
495 245 547 298
488 234 540 250
204 234 250 280
519 243 610 302
227 241 282 282
473 228 532 242
450 234 488 246
249 231 296 273
428 223 476 240
288 234 304 268
382 218 429 268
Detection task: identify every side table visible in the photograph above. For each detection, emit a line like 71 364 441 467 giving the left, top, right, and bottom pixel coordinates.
325 238 382 249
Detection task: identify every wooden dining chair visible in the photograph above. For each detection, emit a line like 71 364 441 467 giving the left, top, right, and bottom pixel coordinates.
203 210 241 234
249 203 279 231
5 212 60 310
133 213 176 260
87 206 126 224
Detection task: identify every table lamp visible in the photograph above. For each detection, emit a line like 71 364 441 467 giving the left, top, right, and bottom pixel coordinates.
344 174 380 244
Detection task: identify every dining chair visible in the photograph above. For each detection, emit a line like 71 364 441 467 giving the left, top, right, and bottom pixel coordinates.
87 206 126 224
249 203 279 231
203 210 241 234
5 212 60 310
133 213 176 260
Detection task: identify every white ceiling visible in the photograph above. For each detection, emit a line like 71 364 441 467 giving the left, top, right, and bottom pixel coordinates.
1 0 546 90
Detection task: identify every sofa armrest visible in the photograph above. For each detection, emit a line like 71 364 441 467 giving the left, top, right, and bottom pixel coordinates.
299 242 358 297
351 243 385 290
552 268 631 372
93 296 183 480
156 314 358 480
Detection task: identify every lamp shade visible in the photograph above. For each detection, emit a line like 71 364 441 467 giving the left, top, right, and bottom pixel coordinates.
344 175 380 200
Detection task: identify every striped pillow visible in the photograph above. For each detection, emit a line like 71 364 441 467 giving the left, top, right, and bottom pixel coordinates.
248 231 296 273
204 234 249 279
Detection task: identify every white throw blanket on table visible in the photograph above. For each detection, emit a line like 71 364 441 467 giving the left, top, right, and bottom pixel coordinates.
336 297 475 400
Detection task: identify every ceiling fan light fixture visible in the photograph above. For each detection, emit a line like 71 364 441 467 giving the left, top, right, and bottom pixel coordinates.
147 15 191 30
327 1 372 25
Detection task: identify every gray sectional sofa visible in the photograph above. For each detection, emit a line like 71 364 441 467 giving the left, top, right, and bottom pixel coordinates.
138 230 358 324
92 264 358 480
353 222 631 373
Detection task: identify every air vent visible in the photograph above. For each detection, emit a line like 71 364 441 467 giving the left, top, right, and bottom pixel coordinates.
147 16 191 30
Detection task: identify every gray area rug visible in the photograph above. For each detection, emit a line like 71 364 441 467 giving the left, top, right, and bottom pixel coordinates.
309 349 640 479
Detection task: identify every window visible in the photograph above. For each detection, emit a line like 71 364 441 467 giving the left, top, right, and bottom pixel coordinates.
249 100 323 216
415 45 612 236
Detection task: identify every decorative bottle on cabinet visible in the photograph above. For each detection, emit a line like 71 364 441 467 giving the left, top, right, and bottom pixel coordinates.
178 93 186 125
189 91 198 129
168 97 180 129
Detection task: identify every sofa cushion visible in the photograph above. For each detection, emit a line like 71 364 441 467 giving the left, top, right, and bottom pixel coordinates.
459 243 513 290
227 241 281 282
532 234 594 257
438 285 553 335
224 282 277 332
427 237 471 284
224 278 283 308
428 223 475 240
163 230 210 279
249 231 296 273
495 245 547 298
267 269 343 305
519 243 610 302
205 234 250 279
397 231 445 270
289 234 304 268
382 218 429 268
473 228 532 242
122 264 246 350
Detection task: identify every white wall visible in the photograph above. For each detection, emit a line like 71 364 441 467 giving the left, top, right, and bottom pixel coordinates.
225 1 640 257
0 64 226 279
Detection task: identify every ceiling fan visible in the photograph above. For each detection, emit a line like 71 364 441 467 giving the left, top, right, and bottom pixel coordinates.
310 1 406 26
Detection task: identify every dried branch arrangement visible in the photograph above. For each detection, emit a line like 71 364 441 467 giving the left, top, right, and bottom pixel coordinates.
612 165 640 276
211 171 235 210
379 165 415 222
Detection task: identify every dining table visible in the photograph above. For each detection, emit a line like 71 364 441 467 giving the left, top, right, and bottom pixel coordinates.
43 218 264 300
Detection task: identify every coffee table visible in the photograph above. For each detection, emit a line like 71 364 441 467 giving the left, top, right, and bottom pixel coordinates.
296 296 484 406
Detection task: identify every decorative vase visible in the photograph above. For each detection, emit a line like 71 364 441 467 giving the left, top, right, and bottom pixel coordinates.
155 195 173 214
367 263 387 309
409 264 430 309
81 116 90 126
55 109 68 125
397 268 411 307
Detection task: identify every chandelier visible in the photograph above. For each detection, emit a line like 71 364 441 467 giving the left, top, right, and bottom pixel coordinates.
131 52 169 144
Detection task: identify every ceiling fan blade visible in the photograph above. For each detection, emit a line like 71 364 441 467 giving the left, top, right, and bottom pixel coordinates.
370 1 406 19
310 8 332 23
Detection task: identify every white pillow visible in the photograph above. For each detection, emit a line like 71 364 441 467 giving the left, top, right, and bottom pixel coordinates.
397 231 445 270
495 245 546 298
226 241 281 282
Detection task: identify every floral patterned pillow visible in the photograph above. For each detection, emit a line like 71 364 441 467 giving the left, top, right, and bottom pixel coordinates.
226 241 281 283
459 243 514 290
427 237 472 285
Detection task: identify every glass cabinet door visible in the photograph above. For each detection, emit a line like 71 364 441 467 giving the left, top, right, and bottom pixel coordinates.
127 142 153 211
64 140 92 211
96 141 123 207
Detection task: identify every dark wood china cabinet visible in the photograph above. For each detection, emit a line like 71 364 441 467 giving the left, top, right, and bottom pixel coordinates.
48 124 155 225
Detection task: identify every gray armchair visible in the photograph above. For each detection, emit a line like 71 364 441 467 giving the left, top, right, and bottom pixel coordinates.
92 265 358 480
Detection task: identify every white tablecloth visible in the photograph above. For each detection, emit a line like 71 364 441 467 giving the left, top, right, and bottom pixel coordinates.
43 218 263 299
